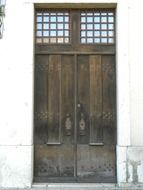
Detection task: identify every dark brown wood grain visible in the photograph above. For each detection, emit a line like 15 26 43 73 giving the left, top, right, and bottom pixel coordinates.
34 9 116 183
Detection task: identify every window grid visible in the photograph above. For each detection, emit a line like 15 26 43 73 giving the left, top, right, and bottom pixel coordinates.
36 10 70 44
80 10 115 44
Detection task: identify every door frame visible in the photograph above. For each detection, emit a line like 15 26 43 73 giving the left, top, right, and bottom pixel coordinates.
32 2 131 184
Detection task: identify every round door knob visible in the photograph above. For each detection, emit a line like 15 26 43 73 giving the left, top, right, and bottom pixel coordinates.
77 104 81 108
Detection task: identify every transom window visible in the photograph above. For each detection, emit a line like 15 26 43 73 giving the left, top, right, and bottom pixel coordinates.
80 10 115 44
36 10 70 44
35 9 115 44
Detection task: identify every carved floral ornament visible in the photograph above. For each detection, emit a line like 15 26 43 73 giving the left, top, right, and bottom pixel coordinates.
0 0 6 39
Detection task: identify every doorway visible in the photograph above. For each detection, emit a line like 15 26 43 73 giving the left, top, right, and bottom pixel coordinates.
34 8 116 183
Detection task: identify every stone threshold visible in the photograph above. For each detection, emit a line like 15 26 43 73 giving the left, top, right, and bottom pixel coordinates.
32 183 143 190
1 183 143 190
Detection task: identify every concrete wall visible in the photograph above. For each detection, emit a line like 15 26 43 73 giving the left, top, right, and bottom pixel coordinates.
0 0 143 188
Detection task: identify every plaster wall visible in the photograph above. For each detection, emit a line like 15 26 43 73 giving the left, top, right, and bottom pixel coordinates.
0 0 143 188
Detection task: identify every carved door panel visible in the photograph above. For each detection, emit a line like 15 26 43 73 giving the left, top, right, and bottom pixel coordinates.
34 55 76 181
76 55 116 182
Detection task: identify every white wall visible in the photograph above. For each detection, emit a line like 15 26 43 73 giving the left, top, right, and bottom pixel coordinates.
0 0 143 188
0 0 34 187
129 0 143 146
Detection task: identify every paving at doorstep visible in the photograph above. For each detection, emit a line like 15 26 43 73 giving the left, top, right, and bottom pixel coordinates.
1 184 143 190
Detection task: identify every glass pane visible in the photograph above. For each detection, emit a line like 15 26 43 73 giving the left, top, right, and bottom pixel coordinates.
50 16 56 22
101 31 107 37
101 17 107 22
108 17 114 22
81 31 86 37
37 31 42 37
108 12 114 16
108 31 114 37
108 24 114 29
50 31 56 36
58 17 64 22
87 17 93 22
65 38 69 43
43 31 49 36
65 17 69 22
94 13 100 16
94 24 100 29
37 24 42 30
65 24 69 29
44 16 49 22
57 13 64 16
87 24 93 30
50 24 56 29
44 24 49 29
58 31 63 36
101 12 107 16
43 38 49 43
50 38 56 43
101 38 107 43
81 38 86 43
94 38 100 43
81 17 86 22
37 16 42 22
87 31 93 37
43 13 49 16
87 38 93 43
94 17 100 23
101 24 107 30
108 38 114 43
36 38 42 43
58 24 63 29
65 31 69 36
95 31 100 37
37 13 42 16
81 24 86 30
87 13 93 16
57 38 63 43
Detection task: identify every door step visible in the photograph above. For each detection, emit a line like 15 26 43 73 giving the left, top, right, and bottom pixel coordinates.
32 183 143 190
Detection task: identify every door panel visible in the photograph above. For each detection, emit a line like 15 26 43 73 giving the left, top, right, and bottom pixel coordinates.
89 55 103 144
34 55 75 179
47 55 61 143
34 55 49 144
77 55 90 144
35 145 75 178
34 54 116 182
61 55 75 144
102 55 116 145
77 145 116 182
76 55 116 182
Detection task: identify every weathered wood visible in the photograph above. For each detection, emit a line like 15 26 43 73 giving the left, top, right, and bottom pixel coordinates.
89 55 102 143
102 55 116 145
34 9 116 183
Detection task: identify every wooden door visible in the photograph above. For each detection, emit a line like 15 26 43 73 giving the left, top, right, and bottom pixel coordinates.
34 9 116 183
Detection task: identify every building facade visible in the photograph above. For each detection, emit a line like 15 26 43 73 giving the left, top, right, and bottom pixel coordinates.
0 0 143 188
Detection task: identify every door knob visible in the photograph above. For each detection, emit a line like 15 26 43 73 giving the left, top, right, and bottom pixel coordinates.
77 104 81 108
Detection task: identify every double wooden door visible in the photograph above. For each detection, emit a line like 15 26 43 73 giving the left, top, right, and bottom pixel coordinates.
34 9 116 183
